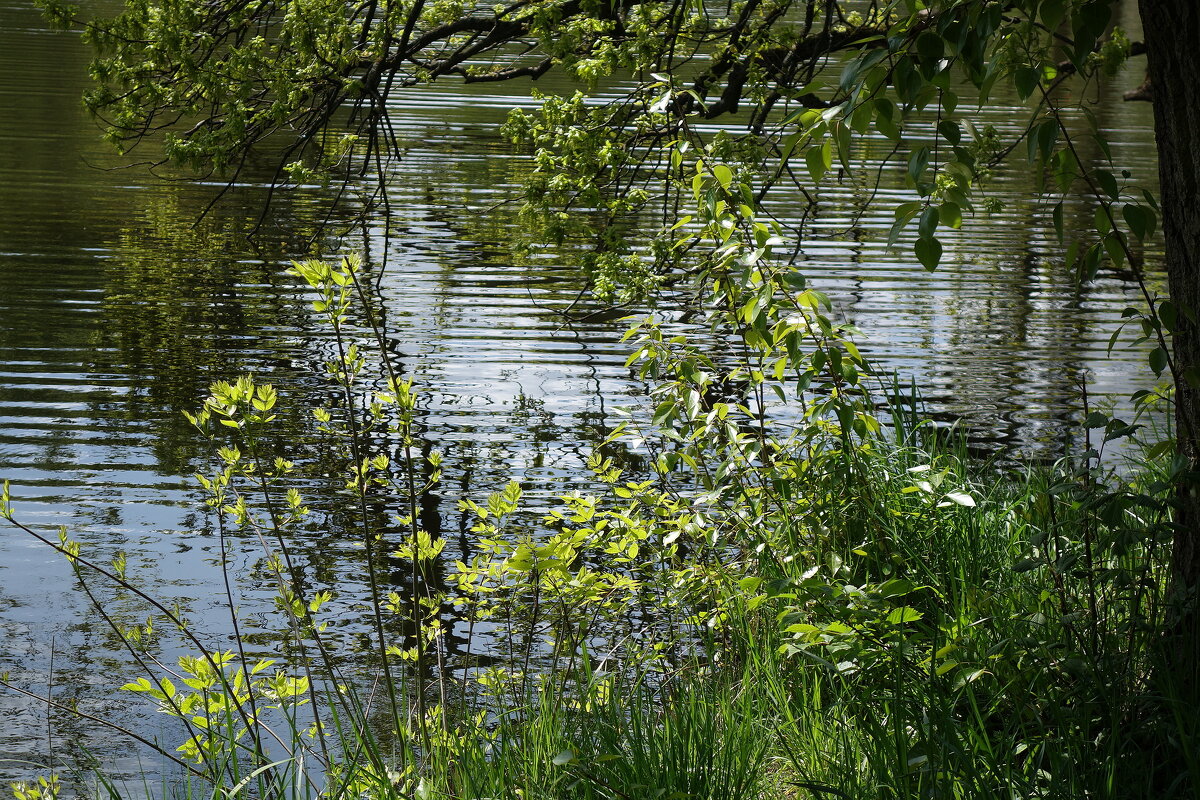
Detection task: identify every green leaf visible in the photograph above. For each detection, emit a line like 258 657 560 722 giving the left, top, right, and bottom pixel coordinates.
850 96 876 133
894 201 923 221
915 236 943 272
1149 346 1168 376
908 146 930 187
1014 66 1040 100
886 607 924 625
1093 168 1119 200
1072 2 1112 66
878 578 916 598
916 31 944 64
779 130 804 163
941 88 958 114
1102 231 1126 269
953 668 988 688
938 201 962 229
893 53 917 98
1053 148 1079 191
1081 242 1103 281
1158 299 1177 333
840 49 888 92
936 660 960 677
1035 118 1057 163
1146 438 1175 459
739 576 763 593
943 491 975 507
888 203 921 246
1122 203 1156 241
805 141 831 183
937 119 961 145
918 205 939 238
834 121 853 170
1041 0 1066 30
874 98 901 140
712 164 733 189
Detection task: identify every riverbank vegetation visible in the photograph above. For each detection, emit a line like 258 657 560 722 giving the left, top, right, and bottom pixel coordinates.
35 0 1200 622
5 0 1200 796
3 237 1193 796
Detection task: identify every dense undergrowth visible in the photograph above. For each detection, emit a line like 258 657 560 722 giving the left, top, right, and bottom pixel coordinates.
3 145 1196 798
2 245 1194 800
10 0 1200 793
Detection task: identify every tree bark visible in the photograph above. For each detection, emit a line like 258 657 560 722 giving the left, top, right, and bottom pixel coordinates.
1139 0 1200 686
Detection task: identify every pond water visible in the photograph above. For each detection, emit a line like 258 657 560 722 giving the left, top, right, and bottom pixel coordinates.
0 0 1164 783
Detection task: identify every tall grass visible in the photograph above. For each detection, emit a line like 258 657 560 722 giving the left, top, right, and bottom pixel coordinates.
2 255 1193 800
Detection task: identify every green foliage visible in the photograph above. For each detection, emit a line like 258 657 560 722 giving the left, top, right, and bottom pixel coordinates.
48 0 1180 447
123 653 309 765
51 0 1155 273
0 245 1192 797
10 0 1198 795
9 776 59 800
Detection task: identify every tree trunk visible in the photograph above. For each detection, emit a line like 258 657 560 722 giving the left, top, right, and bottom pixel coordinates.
1139 0 1200 688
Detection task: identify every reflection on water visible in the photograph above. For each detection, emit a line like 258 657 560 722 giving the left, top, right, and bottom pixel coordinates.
0 0 1163 781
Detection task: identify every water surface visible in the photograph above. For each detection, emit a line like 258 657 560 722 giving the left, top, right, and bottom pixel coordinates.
0 0 1163 781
